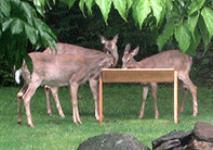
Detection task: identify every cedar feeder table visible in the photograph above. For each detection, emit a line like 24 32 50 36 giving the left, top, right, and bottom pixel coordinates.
98 68 179 124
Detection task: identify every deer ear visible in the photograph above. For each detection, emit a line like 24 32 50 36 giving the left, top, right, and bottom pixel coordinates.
99 35 106 44
124 43 131 55
112 34 119 44
124 43 131 52
131 46 139 56
22 59 27 67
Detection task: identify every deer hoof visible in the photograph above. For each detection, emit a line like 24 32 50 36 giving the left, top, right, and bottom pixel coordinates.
73 119 82 124
95 115 99 121
73 120 82 125
192 112 198 117
60 114 65 118
155 113 159 119
47 112 52 116
27 123 35 128
17 120 22 125
138 111 144 119
138 114 144 119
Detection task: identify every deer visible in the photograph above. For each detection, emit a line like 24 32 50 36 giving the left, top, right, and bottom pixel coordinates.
17 35 119 127
16 60 66 122
16 35 118 121
122 44 198 119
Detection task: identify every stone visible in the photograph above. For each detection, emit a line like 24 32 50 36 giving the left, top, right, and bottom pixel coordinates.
153 139 181 150
152 130 192 149
77 133 150 150
193 122 213 142
188 139 213 150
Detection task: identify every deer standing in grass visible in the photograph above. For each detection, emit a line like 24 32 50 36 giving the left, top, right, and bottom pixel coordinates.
122 44 198 119
16 35 118 121
17 35 119 127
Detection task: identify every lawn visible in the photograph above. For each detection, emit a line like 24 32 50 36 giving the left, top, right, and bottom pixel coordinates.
0 84 213 150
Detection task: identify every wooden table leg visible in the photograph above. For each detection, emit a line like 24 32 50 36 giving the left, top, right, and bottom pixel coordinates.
174 71 179 124
98 75 103 124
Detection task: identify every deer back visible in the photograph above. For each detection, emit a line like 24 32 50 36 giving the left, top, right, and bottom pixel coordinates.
43 34 119 67
27 36 118 86
122 46 192 73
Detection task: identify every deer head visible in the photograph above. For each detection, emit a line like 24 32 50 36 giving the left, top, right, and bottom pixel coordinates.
100 34 119 67
122 44 140 68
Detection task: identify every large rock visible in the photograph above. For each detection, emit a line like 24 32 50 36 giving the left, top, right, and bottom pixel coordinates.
187 122 213 150
152 130 192 149
77 133 150 150
188 139 213 150
193 122 213 142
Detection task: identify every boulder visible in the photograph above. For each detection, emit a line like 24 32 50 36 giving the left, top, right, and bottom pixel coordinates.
188 139 213 150
77 133 150 150
193 122 213 142
152 130 192 149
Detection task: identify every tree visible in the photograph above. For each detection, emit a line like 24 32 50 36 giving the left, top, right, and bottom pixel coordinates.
0 0 56 85
0 0 213 85
75 0 213 53
0 0 56 62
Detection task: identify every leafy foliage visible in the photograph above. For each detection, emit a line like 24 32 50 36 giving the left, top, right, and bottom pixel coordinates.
175 23 191 52
132 0 151 30
1 0 213 56
0 0 213 85
67 0 213 53
0 0 56 85
157 0 213 53
113 0 132 22
95 0 112 24
0 0 56 56
201 7 213 37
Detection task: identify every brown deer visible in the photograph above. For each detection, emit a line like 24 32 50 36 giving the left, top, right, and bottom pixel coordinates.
122 44 198 119
16 61 66 121
42 35 118 118
16 35 118 121
17 35 119 127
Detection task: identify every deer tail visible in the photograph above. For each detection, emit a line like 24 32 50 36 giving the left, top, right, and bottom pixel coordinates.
15 68 22 84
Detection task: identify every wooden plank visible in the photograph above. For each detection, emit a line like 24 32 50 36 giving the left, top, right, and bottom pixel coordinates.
102 68 174 83
174 71 179 124
98 75 103 124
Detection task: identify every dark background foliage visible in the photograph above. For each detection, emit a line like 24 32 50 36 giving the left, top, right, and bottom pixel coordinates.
0 1 212 86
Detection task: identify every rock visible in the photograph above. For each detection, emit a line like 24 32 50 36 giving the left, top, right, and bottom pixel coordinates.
153 139 181 150
193 122 213 142
152 130 192 149
188 139 213 150
77 133 150 150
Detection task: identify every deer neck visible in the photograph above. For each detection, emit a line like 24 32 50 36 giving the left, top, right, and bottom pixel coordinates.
134 60 144 68
109 47 118 67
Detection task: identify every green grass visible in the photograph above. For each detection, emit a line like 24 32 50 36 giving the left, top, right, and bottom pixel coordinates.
0 84 213 150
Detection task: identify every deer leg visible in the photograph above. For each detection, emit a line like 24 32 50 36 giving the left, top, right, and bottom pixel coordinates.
180 86 188 113
70 82 82 124
151 83 159 119
22 79 41 127
50 87 65 118
139 85 149 119
17 94 23 124
17 97 23 124
44 86 52 116
179 74 198 116
17 84 28 124
89 78 99 120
